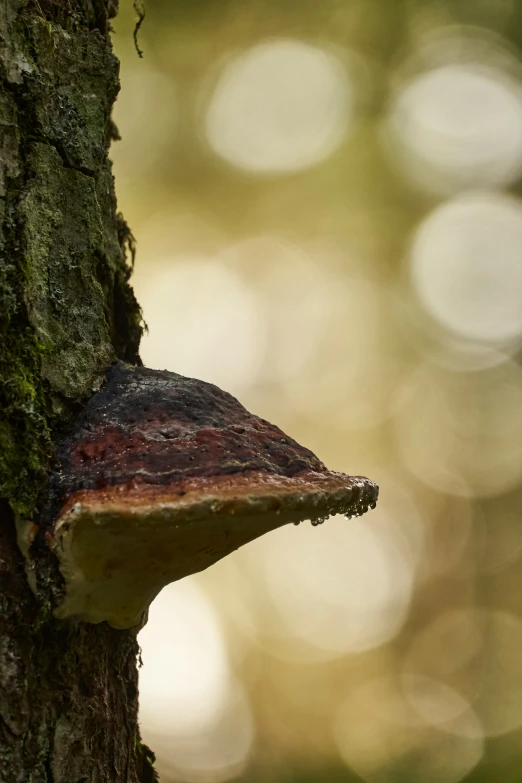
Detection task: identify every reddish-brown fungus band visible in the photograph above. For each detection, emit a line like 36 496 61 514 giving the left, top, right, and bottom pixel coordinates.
19 363 378 629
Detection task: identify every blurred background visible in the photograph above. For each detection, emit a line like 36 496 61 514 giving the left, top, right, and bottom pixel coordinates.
110 1 522 781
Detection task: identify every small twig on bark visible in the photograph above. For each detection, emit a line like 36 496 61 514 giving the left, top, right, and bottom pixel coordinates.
133 0 145 58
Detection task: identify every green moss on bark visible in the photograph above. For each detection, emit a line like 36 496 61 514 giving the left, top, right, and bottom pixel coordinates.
0 5 143 520
0 330 53 520
21 142 115 398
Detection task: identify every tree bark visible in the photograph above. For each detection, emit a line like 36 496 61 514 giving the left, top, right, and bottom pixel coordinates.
0 1 155 780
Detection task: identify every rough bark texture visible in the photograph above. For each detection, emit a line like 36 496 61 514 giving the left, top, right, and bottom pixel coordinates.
0 1 155 780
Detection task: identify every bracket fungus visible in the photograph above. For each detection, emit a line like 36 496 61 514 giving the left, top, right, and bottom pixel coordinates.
29 363 378 629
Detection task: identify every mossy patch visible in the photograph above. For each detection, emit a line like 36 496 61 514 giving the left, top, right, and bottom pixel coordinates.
27 17 119 172
21 142 115 398
0 10 143 522
0 327 53 520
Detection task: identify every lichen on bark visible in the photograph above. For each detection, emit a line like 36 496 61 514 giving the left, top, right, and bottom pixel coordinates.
0 1 154 780
0 0 143 521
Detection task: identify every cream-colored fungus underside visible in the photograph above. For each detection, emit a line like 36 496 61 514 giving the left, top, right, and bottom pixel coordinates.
50 471 372 628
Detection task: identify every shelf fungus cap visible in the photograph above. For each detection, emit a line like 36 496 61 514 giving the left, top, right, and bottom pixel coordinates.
45 364 378 629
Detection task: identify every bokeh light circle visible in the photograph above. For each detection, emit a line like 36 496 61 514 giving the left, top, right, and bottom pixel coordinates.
238 501 418 661
410 192 522 342
205 39 352 174
335 676 484 783
386 64 522 194
138 580 230 736
417 490 474 580
281 277 404 430
475 492 522 574
149 679 254 783
219 235 334 383
404 608 522 736
138 256 263 394
394 358 522 497
402 675 480 735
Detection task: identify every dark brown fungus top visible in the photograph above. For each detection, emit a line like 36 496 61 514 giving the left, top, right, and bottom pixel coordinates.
40 363 378 629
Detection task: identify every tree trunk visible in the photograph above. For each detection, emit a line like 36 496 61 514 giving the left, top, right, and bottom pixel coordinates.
0 1 155 779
